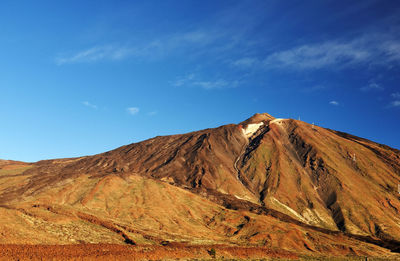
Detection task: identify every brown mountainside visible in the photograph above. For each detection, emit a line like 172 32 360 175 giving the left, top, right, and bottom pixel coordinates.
1 113 400 259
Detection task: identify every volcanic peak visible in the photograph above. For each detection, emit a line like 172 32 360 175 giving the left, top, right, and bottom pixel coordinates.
240 113 275 127
239 113 276 138
1 112 400 258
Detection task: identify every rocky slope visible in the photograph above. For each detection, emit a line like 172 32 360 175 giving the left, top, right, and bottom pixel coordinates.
1 113 400 258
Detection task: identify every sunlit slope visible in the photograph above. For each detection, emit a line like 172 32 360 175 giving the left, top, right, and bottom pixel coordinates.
0 113 399 257
0 170 393 257
240 117 400 240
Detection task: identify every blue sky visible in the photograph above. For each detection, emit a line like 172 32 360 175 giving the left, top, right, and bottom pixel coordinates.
1 0 400 162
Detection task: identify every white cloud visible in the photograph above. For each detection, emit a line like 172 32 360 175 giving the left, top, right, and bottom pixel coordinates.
56 46 135 65
387 92 400 108
329 101 339 106
264 41 371 70
263 33 400 71
127 107 139 115
380 41 400 62
193 79 239 89
82 101 97 109
390 100 400 107
360 82 384 91
171 74 195 87
55 28 224 65
391 92 400 98
147 111 157 116
171 74 239 89
181 31 213 44
232 57 257 67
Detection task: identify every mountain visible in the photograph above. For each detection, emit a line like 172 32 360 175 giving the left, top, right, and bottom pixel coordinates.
1 113 400 259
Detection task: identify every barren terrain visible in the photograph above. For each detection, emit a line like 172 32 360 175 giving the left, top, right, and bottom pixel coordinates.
1 113 400 260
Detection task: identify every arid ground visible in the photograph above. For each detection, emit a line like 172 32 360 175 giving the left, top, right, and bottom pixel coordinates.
1 113 400 260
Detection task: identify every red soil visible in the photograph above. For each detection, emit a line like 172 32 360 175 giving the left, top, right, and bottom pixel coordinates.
0 244 299 260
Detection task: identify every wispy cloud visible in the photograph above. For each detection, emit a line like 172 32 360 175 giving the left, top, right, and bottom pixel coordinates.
329 101 339 106
82 101 97 109
360 81 384 92
171 74 239 89
302 85 328 93
380 41 400 62
264 41 370 70
56 46 135 65
147 111 157 116
391 92 400 98
388 92 400 108
231 57 257 67
390 100 400 107
263 34 400 71
171 74 195 87
55 28 226 65
192 79 239 89
127 107 139 115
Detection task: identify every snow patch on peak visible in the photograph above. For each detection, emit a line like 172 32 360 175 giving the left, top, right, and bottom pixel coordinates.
242 122 264 138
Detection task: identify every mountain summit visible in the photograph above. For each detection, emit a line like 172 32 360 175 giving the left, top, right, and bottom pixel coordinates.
240 112 275 125
0 113 400 258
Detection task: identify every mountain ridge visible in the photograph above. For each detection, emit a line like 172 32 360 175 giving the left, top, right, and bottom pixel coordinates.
1 113 400 258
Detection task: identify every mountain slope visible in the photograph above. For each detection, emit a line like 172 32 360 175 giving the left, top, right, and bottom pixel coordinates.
0 113 399 258
239 116 400 238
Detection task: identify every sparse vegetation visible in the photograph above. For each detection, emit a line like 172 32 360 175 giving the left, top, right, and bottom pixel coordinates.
160 240 169 246
208 247 216 258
